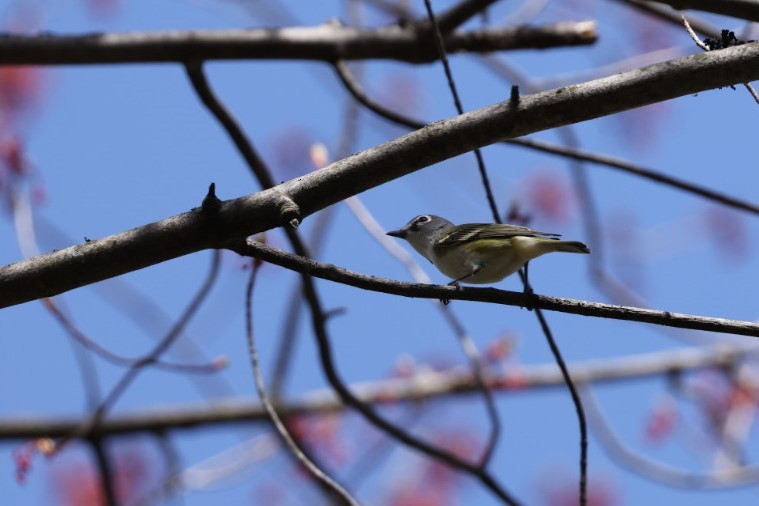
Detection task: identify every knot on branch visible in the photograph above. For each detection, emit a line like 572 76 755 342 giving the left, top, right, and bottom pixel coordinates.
274 190 301 229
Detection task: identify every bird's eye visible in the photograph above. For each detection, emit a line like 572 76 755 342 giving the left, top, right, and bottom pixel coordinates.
417 215 431 224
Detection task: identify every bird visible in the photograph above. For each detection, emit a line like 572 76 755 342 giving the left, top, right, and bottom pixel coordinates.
387 214 590 285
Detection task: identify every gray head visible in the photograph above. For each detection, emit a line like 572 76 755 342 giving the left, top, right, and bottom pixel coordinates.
387 214 454 260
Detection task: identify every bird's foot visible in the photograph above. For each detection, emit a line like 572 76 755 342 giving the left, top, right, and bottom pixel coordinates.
440 279 462 305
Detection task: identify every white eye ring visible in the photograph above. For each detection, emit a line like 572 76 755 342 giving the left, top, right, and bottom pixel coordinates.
417 215 431 224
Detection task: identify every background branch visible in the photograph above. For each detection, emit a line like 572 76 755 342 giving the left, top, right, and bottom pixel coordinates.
632 0 759 23
3 342 755 439
0 22 596 65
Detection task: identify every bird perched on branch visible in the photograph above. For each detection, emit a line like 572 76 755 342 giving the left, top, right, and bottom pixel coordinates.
387 214 590 285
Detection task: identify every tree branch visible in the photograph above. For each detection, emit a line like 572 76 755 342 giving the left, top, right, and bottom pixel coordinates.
582 384 759 488
245 259 359 506
335 59 759 217
629 0 759 24
0 21 596 65
2 342 754 439
512 138 759 216
231 239 759 338
616 0 720 38
2 43 759 308
90 439 117 506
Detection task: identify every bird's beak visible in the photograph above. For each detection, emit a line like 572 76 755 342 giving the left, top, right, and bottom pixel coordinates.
386 228 407 238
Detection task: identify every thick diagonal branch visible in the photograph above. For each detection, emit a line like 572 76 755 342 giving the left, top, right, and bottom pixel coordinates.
2 43 759 308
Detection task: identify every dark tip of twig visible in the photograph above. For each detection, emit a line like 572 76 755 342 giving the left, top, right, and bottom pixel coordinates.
201 183 222 215
510 85 519 106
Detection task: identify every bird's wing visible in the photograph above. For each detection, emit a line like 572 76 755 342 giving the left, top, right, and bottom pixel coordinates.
437 223 561 246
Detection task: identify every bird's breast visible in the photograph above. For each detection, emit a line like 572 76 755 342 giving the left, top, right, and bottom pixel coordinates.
432 239 525 284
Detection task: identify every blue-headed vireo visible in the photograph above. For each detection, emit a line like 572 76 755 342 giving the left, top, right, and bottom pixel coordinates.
387 214 590 285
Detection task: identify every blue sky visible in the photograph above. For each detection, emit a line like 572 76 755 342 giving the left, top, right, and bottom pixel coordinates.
1 1 759 505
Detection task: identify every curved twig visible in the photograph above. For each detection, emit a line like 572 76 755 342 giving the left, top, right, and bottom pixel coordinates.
232 239 759 339
245 259 359 506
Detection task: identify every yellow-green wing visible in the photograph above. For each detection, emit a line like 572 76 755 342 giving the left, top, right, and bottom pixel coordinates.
436 223 560 246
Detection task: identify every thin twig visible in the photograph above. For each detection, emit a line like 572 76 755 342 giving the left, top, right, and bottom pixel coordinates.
533 299 587 504
185 62 274 187
519 262 587 506
420 0 505 467
34 213 238 401
41 298 221 373
423 0 500 223
57 251 221 449
11 191 104 408
90 438 117 506
517 89 589 506
426 5 586 496
581 384 759 488
682 15 710 51
245 259 359 506
270 210 336 399
512 138 759 216
232 239 759 338
654 0 759 24
617 0 720 38
743 83 759 104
